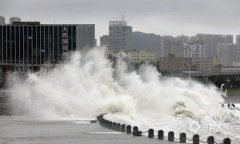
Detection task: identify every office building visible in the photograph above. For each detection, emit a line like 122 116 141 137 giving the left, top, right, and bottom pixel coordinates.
109 20 132 51
0 21 95 73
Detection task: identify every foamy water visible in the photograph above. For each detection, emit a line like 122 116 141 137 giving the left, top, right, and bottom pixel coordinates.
8 47 240 143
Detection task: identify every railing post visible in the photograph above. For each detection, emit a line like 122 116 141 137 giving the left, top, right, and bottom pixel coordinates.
223 138 231 144
121 124 126 132
98 117 102 125
148 129 154 138
97 116 100 122
96 114 226 144
112 122 116 130
100 118 103 125
132 130 142 136
99 114 103 119
193 134 199 144
133 126 138 132
207 136 214 144
180 133 186 143
158 130 164 140
105 120 109 128
99 114 103 125
116 123 121 131
168 131 174 141
102 119 105 126
108 121 113 129
126 125 131 134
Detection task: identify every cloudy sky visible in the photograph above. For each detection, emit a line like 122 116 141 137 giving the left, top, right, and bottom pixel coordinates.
1 0 240 43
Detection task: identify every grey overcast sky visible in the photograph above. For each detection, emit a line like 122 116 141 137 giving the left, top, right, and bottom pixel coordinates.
1 0 240 43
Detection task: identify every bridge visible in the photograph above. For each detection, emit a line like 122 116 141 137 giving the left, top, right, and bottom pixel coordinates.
195 74 240 88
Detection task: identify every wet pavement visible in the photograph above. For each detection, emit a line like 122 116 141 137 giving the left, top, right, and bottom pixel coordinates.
0 89 182 144
0 116 180 144
0 90 12 116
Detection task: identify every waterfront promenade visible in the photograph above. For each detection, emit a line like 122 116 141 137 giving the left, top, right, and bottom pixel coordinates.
0 116 180 144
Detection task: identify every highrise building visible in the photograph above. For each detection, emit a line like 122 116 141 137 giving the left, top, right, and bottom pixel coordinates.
177 35 189 44
184 43 207 58
192 34 233 57
109 20 132 51
100 35 109 48
160 36 184 57
9 17 21 24
236 35 240 45
0 67 2 85
0 21 95 71
0 16 5 25
217 43 240 66
94 39 97 47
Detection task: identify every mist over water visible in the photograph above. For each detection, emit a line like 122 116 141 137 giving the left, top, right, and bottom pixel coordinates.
9 47 240 143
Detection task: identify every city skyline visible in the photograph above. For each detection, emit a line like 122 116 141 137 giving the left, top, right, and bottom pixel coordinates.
1 0 240 43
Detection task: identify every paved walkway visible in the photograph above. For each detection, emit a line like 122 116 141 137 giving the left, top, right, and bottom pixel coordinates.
0 116 180 144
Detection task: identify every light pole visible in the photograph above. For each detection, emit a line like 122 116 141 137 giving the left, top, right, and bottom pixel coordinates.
184 63 190 80
188 63 190 80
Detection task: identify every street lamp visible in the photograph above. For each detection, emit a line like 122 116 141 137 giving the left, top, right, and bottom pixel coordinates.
184 63 190 80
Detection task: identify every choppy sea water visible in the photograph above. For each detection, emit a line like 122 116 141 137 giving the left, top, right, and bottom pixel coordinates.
1 49 240 144
1 88 240 143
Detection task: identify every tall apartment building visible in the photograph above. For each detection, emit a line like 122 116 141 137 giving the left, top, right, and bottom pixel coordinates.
191 34 233 57
184 43 207 58
160 36 184 57
0 21 95 72
177 35 189 44
109 20 132 51
217 43 240 66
